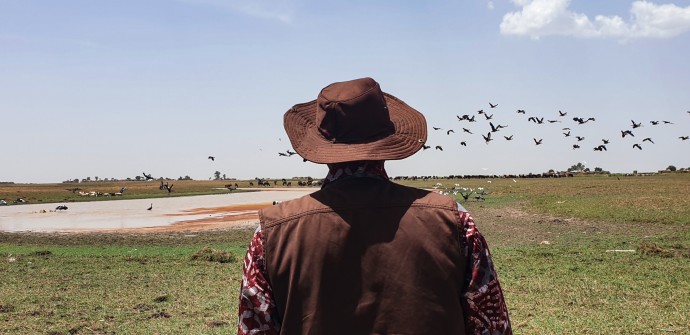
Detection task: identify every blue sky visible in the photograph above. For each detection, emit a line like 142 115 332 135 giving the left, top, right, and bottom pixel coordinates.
2 0 689 183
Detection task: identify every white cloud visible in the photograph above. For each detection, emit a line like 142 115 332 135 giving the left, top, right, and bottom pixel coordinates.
500 0 690 40
178 0 297 23
488 1 495 10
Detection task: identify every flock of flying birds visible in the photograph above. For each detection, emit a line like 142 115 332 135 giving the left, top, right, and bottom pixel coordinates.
266 107 689 158
421 104 689 152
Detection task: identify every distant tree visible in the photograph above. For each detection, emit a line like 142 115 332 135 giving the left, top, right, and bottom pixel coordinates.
548 169 555 174
135 176 141 181
222 174 227 180
214 171 221 180
567 162 586 172
667 165 677 171
94 176 99 181
584 168 590 172
594 167 603 172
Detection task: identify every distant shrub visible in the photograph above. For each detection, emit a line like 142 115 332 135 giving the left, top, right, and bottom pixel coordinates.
28 250 52 257
191 247 237 264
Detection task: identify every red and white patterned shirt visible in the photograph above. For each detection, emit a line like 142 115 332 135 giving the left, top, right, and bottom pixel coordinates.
238 161 512 334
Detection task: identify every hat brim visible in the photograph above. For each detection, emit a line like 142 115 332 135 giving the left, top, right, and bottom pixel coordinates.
284 93 428 164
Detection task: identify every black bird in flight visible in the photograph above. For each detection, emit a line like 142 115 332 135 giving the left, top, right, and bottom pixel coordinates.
208 156 215 161
447 129 455 135
467 115 477 122
642 138 654 144
573 144 580 149
533 138 543 145
633 143 642 150
621 130 635 138
558 110 567 116
576 136 585 142
435 145 443 151
504 135 513 140
489 122 507 132
477 109 484 114
517 109 526 114
679 136 689 141
484 113 494 120
547 120 561 123
278 152 289 157
489 102 498 108
142 172 154 180
593 145 607 151
422 145 431 150
463 128 473 134
650 120 660 125
631 120 642 129
482 132 493 144
602 139 610 144
147 203 153 210
460 141 467 147
563 131 571 137
433 127 442 130
457 115 469 121
662 120 674 124
286 150 297 156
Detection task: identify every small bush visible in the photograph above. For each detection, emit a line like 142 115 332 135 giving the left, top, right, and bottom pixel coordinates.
191 247 237 264
28 250 52 256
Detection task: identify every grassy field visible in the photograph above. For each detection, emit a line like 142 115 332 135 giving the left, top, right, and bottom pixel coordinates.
1 174 689 334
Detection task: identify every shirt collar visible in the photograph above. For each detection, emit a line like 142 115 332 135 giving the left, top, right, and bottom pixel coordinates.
322 160 389 188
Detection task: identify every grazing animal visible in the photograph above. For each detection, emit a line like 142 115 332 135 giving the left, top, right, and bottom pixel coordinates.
208 156 215 161
633 143 642 150
0 199 7 206
534 138 543 145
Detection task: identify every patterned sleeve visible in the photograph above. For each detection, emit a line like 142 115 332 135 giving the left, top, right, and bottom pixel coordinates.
238 226 281 335
458 207 513 335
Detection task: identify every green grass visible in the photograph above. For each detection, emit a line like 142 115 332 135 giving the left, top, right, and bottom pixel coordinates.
0 231 254 334
1 175 689 334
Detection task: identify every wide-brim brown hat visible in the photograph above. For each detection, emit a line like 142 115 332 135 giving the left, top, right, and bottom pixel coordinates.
284 77 427 164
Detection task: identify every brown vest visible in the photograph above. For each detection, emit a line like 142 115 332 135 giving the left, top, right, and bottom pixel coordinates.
259 177 467 335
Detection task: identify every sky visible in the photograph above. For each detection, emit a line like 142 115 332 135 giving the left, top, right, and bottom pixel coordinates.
1 0 690 183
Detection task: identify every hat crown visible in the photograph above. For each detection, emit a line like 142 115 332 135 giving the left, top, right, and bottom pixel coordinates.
316 77 395 143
